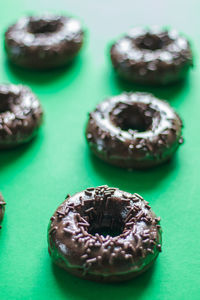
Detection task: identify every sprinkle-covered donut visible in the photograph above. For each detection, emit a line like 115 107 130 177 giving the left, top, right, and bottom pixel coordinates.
110 27 193 85
48 186 162 282
0 193 6 228
86 92 183 169
5 14 84 70
0 84 43 149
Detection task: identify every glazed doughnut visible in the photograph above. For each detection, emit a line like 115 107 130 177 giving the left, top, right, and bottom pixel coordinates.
5 14 84 70
110 27 193 85
0 84 43 149
0 193 6 228
48 186 162 282
86 92 183 169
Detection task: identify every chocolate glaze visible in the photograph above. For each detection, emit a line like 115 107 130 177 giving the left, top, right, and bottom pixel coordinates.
86 92 183 169
48 186 162 282
110 27 193 85
0 193 6 229
0 84 43 149
5 15 84 70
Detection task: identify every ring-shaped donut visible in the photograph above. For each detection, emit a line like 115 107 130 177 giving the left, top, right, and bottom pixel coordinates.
110 27 193 85
0 84 43 149
0 193 6 228
86 92 183 169
5 15 84 70
48 186 162 282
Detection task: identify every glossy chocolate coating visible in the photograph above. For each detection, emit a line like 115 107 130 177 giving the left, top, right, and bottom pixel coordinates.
110 27 193 85
48 186 162 282
0 84 43 149
5 15 84 70
0 193 6 228
86 92 183 169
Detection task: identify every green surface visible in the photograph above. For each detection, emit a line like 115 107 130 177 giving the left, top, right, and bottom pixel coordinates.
0 0 200 299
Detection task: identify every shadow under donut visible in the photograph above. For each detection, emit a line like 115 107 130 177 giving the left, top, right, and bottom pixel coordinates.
108 68 190 103
0 133 43 172
85 149 178 194
52 260 157 300
4 54 84 87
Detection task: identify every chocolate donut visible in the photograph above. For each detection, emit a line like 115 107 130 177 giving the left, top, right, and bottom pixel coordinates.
110 27 193 85
0 193 6 228
0 84 43 149
48 186 162 282
86 92 183 169
5 14 84 70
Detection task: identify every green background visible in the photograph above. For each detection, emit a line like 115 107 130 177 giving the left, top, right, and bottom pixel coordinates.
0 0 199 299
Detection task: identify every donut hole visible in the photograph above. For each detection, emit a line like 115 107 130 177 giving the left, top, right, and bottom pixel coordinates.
0 94 11 113
88 215 124 237
110 103 153 132
135 33 171 50
28 18 62 34
89 226 122 237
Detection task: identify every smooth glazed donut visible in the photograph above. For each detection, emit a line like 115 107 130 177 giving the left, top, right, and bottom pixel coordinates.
110 27 193 85
0 84 43 149
86 92 183 169
5 14 84 69
48 186 162 282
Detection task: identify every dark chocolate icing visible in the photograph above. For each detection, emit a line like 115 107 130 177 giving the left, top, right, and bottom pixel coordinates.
0 84 43 149
110 27 193 85
48 186 162 282
86 92 183 169
5 14 84 70
0 193 6 228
